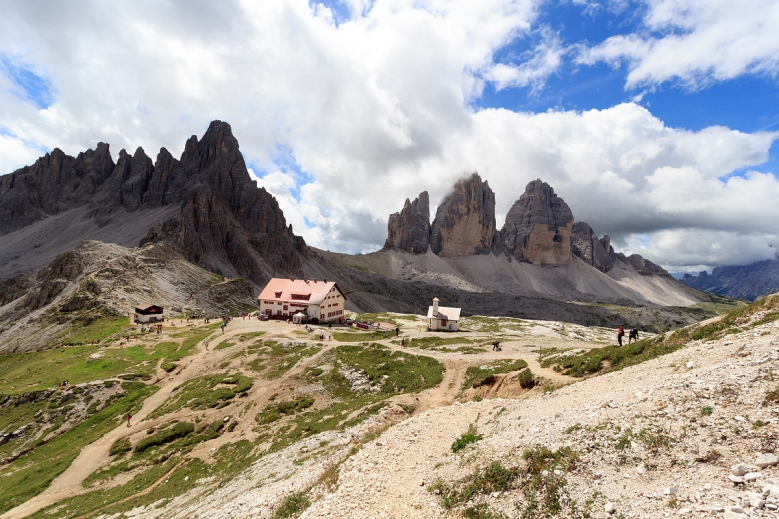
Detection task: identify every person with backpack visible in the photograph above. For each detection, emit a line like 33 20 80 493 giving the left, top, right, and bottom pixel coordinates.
617 325 625 347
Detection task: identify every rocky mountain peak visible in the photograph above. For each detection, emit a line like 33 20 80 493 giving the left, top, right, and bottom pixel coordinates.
384 191 430 254
0 120 307 287
499 179 574 265
430 173 497 257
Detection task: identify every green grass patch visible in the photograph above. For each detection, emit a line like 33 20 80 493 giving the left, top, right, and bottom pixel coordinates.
0 340 179 395
214 341 236 350
273 491 312 518
520 445 579 518
0 382 155 515
517 368 535 389
149 373 252 418
451 424 483 453
259 345 444 452
135 421 195 453
60 315 130 345
257 396 315 424
332 344 444 395
163 331 211 364
249 341 321 379
109 437 131 456
431 461 519 511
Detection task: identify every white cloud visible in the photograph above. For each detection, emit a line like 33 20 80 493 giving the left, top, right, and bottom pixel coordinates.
0 0 777 269
0 132 43 174
484 28 565 91
625 229 779 268
579 0 779 88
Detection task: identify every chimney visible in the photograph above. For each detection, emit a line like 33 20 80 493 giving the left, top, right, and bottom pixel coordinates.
432 297 439 315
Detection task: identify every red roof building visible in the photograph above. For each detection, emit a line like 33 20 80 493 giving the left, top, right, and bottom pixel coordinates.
257 278 346 322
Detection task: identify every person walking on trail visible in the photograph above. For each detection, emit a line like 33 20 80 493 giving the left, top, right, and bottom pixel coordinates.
126 414 132 427
220 322 226 334
629 328 639 344
617 325 625 347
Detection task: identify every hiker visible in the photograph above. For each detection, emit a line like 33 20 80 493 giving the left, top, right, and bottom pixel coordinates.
492 340 500 351
221 322 226 334
401 337 405 347
629 328 639 344
617 325 625 347
126 414 132 427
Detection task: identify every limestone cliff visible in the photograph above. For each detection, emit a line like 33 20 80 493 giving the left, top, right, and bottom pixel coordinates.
384 192 430 254
571 221 615 272
499 179 574 265
430 173 497 257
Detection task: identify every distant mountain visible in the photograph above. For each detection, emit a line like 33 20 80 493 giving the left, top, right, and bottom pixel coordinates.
680 259 779 301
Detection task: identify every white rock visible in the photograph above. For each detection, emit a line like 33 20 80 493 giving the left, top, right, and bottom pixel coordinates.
748 492 765 509
678 508 691 514
724 511 750 519
756 453 779 468
664 486 677 495
703 483 713 491
636 465 645 475
732 464 749 476
744 472 763 481
604 502 616 514
686 361 694 369
729 475 745 484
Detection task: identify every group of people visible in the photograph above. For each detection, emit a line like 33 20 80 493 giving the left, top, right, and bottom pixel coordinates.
617 325 639 346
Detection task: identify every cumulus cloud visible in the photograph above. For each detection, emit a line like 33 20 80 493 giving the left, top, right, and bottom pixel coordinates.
484 28 565 91
579 0 779 88
0 0 777 268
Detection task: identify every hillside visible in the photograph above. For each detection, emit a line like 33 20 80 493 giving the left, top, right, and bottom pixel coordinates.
0 240 256 354
1 293 776 519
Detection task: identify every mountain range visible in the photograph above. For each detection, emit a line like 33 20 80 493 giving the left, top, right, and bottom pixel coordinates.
679 258 779 301
0 121 717 337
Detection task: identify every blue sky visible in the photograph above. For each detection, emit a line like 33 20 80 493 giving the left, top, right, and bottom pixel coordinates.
1 0 778 270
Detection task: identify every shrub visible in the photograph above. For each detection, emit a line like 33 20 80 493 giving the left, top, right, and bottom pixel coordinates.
435 461 519 510
518 368 535 389
700 406 713 415
273 491 311 518
451 424 483 453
